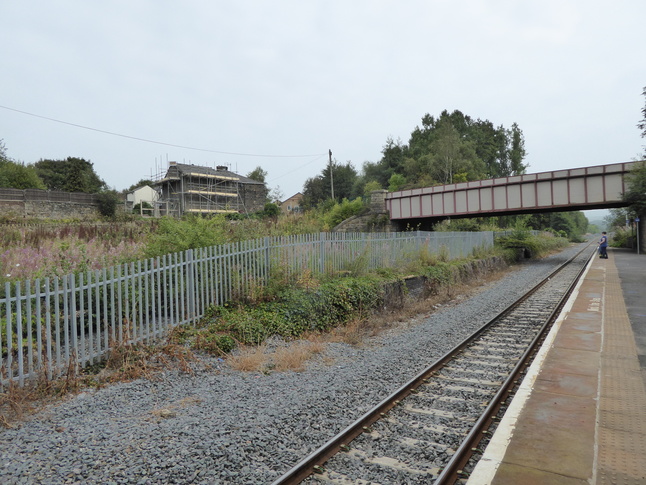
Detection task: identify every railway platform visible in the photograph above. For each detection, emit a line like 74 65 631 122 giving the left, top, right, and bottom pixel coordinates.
467 248 646 485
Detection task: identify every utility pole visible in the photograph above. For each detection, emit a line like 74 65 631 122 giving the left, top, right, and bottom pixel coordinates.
329 149 335 201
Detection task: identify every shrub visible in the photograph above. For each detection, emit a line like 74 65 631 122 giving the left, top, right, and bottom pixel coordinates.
144 215 229 258
191 276 384 349
323 198 366 229
96 191 121 218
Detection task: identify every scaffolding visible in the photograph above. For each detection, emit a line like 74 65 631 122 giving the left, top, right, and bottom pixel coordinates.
152 162 246 217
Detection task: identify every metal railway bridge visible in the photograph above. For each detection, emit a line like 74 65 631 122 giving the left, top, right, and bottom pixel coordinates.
385 161 639 229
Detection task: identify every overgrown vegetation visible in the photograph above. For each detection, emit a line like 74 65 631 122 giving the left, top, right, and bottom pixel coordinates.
171 274 385 353
495 224 570 259
166 233 541 360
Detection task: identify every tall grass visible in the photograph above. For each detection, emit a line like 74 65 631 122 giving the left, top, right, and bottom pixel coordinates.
0 214 326 285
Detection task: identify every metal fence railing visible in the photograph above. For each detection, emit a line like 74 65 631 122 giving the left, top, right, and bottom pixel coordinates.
1 231 493 387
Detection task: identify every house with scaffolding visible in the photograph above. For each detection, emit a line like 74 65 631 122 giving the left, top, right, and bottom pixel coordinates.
153 162 267 217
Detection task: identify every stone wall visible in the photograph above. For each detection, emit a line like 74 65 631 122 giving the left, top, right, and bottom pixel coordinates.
381 255 508 309
0 189 103 220
0 200 101 220
333 190 398 233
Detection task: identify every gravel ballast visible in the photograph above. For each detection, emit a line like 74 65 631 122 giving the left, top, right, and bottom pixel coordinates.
0 245 586 484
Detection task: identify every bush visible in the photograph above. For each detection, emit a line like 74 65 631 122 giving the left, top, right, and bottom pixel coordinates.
192 276 384 348
96 191 121 218
609 227 633 248
496 232 569 260
323 197 366 229
144 215 229 258
132 201 153 215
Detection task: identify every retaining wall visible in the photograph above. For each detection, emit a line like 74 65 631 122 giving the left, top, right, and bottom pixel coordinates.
0 188 102 220
382 255 508 309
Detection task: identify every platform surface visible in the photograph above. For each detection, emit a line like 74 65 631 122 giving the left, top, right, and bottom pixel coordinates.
468 248 646 485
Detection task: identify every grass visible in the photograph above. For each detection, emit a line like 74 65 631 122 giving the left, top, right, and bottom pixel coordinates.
227 340 326 374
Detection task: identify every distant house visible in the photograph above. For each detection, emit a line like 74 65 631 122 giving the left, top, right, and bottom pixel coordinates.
280 192 303 214
125 185 159 215
153 162 267 217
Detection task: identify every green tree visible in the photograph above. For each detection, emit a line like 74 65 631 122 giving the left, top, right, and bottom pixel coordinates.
363 138 406 189
388 173 407 191
402 110 527 183
0 139 46 189
526 211 589 240
622 161 646 216
245 166 270 202
34 157 107 193
638 86 646 142
302 160 358 208
96 190 121 218
246 166 267 183
428 119 485 184
508 123 528 175
363 180 382 196
622 88 646 216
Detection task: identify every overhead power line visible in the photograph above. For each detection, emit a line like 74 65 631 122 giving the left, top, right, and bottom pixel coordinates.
0 104 325 158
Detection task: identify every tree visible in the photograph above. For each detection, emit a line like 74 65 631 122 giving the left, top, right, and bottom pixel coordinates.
246 166 267 183
268 185 284 204
34 157 107 193
302 160 358 208
428 119 483 184
526 211 589 240
508 123 528 175
402 110 528 183
245 166 270 202
388 173 407 191
96 190 120 218
622 161 646 216
622 88 646 215
363 180 382 196
363 138 406 188
638 86 646 143
0 139 46 189
302 175 327 210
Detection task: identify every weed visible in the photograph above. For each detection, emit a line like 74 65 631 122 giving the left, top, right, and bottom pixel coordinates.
227 340 326 373
228 345 270 372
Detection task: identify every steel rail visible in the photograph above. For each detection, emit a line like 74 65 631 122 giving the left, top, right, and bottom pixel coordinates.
434 246 596 484
270 243 594 485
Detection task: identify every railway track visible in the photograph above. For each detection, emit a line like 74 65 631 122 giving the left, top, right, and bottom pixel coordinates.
272 245 595 485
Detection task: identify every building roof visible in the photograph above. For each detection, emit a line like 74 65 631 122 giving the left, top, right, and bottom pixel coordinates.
281 192 303 203
157 163 265 185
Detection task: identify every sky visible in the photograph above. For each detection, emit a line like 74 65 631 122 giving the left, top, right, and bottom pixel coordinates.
1 1 644 203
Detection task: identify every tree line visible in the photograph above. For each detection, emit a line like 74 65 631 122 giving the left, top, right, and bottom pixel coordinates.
302 109 528 209
0 147 108 194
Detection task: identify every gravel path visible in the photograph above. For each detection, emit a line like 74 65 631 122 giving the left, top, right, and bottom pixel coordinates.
0 245 585 484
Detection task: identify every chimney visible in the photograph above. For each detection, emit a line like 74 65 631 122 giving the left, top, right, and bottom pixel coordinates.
216 165 228 171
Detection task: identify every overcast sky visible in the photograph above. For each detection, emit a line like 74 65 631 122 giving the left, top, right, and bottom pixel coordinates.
1 1 644 201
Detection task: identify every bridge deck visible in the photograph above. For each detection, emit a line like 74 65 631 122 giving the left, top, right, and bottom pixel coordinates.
386 161 636 221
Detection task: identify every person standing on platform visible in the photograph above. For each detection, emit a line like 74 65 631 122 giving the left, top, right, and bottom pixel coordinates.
598 231 608 259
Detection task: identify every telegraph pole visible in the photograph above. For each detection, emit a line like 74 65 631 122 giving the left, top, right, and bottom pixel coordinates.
329 149 335 200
